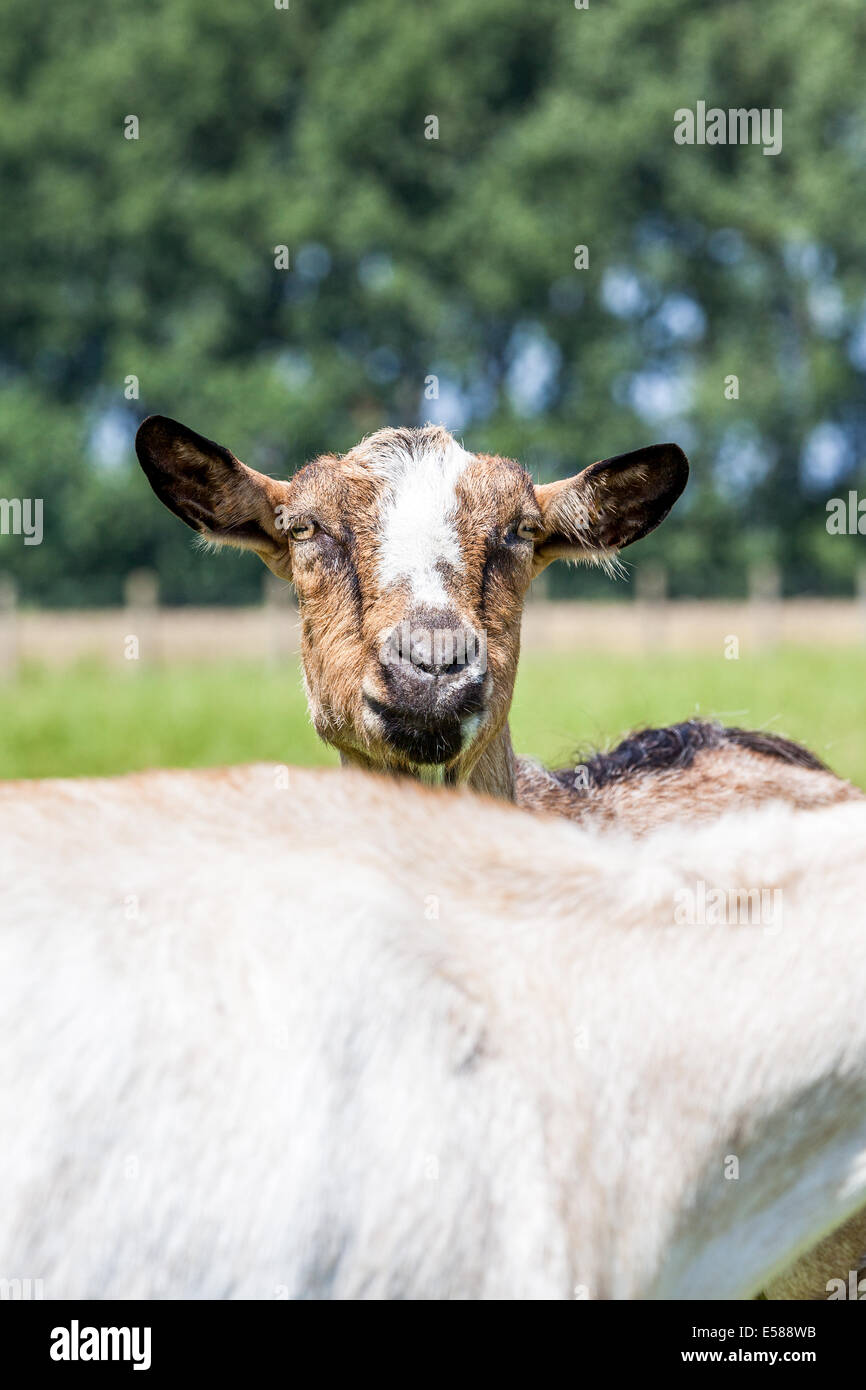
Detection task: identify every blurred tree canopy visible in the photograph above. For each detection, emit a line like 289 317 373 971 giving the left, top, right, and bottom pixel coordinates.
1 0 865 604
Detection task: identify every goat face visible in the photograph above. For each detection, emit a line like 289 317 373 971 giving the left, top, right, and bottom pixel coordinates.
136 418 687 777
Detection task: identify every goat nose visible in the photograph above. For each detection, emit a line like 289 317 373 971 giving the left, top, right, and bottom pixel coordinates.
381 611 485 683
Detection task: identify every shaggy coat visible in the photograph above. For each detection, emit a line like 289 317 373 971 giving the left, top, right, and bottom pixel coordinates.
1 766 866 1299
136 417 862 831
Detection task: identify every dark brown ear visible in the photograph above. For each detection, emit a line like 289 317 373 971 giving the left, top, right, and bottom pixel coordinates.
136 416 292 577
533 443 688 573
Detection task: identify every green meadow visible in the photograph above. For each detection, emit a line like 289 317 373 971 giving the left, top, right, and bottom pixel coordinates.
1 647 864 789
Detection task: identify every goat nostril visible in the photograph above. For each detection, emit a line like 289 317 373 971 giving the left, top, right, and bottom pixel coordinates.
411 650 475 680
414 657 467 679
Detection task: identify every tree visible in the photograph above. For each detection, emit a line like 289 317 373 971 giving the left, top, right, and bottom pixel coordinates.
1 0 864 603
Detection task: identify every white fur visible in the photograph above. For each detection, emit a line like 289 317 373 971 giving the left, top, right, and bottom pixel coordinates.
2 767 866 1298
373 436 471 607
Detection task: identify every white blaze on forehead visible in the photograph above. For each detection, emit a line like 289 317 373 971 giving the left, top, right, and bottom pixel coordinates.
373 434 472 606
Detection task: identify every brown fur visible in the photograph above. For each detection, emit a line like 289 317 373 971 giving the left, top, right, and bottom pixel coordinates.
135 418 688 792
287 437 532 776
137 417 860 836
136 417 863 1297
516 722 861 836
135 416 858 831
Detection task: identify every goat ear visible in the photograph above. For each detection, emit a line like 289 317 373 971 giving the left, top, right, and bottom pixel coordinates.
533 443 688 575
136 416 292 578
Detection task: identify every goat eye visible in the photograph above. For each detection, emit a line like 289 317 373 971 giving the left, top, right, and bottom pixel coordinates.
515 519 541 542
289 521 318 542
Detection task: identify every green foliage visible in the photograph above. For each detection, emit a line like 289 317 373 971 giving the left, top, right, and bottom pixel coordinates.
1 0 865 602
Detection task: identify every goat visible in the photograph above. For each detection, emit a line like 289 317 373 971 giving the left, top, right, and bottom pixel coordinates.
136 417 860 831
1 763 866 1299
133 415 864 1294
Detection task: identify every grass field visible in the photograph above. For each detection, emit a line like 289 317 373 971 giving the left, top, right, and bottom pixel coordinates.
1 646 864 788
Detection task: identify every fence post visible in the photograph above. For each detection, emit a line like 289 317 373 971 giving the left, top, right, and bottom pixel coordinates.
123 569 160 666
748 561 781 650
263 573 295 663
857 564 866 643
527 566 551 602
0 575 19 680
634 559 668 649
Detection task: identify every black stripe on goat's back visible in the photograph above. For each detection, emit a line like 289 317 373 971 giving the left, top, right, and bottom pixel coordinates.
723 726 829 772
554 719 830 793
